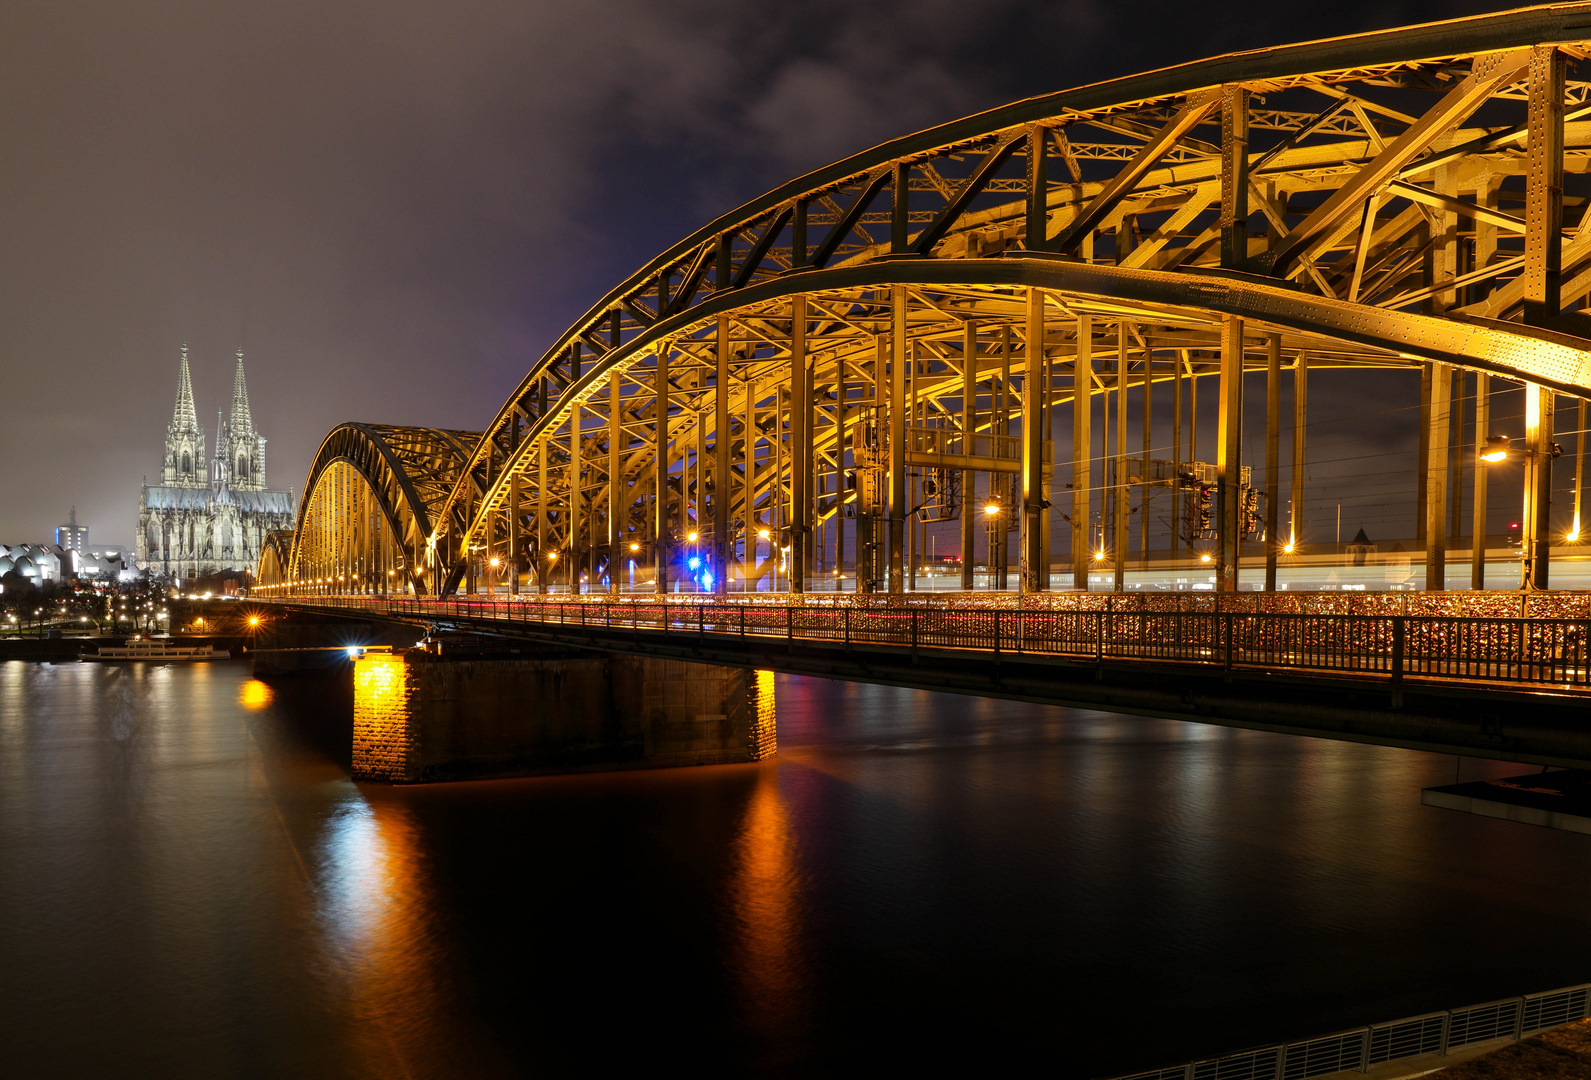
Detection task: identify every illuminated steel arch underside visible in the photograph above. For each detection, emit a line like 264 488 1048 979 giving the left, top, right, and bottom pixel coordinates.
278 424 481 594
275 5 1591 597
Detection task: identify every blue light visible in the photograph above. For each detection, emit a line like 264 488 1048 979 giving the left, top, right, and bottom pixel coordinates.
686 555 701 571
701 572 714 589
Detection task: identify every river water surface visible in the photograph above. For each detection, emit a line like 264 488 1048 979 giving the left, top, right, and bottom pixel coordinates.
3 658 1590 1078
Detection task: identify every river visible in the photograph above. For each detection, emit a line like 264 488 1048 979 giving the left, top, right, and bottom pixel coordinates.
2 658 1588 1078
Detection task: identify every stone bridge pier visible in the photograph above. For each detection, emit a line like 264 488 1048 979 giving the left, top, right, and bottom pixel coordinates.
252 616 775 782
349 648 775 783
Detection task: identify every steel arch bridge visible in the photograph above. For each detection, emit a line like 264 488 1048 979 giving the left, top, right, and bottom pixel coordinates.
258 5 1591 602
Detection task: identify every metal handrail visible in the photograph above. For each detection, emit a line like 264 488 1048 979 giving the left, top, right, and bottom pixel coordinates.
255 594 1591 692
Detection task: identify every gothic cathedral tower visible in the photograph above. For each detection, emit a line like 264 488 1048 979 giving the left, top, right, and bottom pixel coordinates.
161 345 206 488
216 350 267 491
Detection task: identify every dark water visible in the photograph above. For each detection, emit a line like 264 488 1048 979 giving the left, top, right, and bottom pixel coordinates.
3 659 1590 1078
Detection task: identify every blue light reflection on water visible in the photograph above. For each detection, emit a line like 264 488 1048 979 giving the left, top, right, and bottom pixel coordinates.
4 659 1591 1077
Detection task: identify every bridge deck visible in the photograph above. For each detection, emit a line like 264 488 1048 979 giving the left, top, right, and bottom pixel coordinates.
260 594 1591 769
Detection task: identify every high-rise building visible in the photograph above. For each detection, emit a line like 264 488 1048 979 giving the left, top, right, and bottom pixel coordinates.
136 346 295 580
55 506 88 552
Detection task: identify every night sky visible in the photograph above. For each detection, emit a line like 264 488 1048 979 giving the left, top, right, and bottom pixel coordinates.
0 0 1513 546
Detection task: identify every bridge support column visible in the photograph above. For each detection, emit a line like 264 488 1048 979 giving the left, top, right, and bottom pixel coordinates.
1425 362 1451 590
715 316 731 596
961 320 977 590
1072 315 1092 590
655 346 671 595
1521 382 1555 590
1216 316 1243 592
1264 334 1280 592
791 296 809 594
538 432 550 594
1113 321 1129 592
1472 373 1490 589
609 372 622 595
888 286 907 593
1291 352 1307 552
351 649 776 783
1021 288 1048 593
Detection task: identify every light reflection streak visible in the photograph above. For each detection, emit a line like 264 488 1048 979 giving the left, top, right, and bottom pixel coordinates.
316 790 450 1078
728 765 808 1046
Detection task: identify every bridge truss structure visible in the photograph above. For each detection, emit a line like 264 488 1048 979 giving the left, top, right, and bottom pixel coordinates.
258 5 1591 601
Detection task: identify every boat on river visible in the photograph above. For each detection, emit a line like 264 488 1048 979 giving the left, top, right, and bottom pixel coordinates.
81 639 230 662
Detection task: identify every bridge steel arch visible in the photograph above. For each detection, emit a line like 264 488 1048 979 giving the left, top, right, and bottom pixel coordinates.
270 5 1591 599
271 424 481 596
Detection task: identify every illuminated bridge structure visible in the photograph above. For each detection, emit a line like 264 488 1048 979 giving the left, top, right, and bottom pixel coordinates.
254 8 1591 767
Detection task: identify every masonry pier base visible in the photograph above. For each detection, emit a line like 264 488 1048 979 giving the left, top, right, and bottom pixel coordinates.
349 647 776 783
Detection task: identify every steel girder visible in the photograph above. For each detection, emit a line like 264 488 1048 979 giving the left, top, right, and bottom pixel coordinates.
288 423 480 594
422 5 1591 571
268 7 1591 592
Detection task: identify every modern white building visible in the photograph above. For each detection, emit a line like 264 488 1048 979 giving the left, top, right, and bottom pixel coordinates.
0 544 69 585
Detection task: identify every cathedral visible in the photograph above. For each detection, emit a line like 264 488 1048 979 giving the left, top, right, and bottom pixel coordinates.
136 346 296 580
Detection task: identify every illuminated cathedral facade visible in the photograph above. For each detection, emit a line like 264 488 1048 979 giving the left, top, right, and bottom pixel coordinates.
136 346 295 580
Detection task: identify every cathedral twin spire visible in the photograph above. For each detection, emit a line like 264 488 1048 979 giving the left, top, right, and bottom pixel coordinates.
169 345 256 438
171 344 200 433
164 344 263 490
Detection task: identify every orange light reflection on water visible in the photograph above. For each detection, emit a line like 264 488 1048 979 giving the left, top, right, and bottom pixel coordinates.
729 766 808 1045
238 679 273 710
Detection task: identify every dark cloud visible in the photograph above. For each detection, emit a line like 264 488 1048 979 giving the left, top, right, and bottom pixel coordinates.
0 0 1510 544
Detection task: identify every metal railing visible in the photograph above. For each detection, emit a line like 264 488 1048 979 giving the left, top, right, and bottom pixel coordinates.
257 594 1591 691
1109 982 1591 1080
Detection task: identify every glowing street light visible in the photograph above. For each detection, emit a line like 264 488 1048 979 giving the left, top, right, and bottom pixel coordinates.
1480 434 1511 463
1201 553 1213 563
983 502 1001 517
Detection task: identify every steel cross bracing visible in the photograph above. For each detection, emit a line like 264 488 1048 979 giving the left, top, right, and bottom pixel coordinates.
254 5 1591 600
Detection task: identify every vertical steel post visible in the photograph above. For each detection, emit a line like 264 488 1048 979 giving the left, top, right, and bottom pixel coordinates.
1425 362 1451 591
1472 372 1489 590
997 325 1012 589
1417 365 1431 552
1524 45 1566 326
715 316 731 595
1217 316 1244 592
1449 369 1466 544
609 372 622 596
537 432 549 593
889 286 908 593
1026 125 1049 253
1220 85 1249 269
1522 383 1555 590
1139 341 1152 570
836 347 848 586
1264 334 1280 592
1114 321 1129 592
508 414 520 596
1575 397 1586 542
791 295 809 594
1021 289 1048 593
1171 348 1182 568
654 348 670 594
962 320 977 590
570 401 582 593
1073 314 1093 590
1291 352 1307 549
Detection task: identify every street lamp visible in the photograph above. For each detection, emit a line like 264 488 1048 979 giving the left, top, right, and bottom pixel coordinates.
1480 434 1511 463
